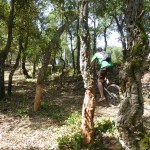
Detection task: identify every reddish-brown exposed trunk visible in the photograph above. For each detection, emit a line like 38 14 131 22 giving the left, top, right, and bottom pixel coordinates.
34 16 77 111
34 84 43 111
34 25 67 111
81 87 95 143
79 0 96 144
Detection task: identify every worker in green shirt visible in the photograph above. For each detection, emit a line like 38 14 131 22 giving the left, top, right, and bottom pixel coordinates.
91 47 113 102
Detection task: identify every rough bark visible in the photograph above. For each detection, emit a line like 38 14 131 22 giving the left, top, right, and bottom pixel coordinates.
0 0 15 100
34 16 77 111
116 0 149 149
79 0 96 144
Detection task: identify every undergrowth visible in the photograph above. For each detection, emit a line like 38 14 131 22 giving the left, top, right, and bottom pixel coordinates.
56 114 116 150
139 134 150 150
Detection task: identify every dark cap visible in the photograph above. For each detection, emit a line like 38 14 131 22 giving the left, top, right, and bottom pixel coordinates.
96 47 103 52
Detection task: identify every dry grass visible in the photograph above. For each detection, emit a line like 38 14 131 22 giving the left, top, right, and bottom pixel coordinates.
0 68 150 149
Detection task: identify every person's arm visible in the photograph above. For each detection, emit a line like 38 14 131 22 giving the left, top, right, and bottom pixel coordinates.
90 53 97 66
90 60 94 66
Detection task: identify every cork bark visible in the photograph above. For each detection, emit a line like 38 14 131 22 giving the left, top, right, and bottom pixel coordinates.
79 0 96 144
116 0 149 149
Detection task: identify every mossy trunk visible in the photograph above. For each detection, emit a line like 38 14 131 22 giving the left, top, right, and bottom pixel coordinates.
117 0 149 149
79 0 96 144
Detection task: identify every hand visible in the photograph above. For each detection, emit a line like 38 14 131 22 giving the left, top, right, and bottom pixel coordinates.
90 61 94 66
106 78 109 84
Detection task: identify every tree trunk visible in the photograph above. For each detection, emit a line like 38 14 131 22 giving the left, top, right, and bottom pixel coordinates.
34 16 77 111
113 15 127 60
76 5 80 74
7 38 22 96
69 30 76 74
0 0 15 100
22 55 32 78
21 35 32 79
116 0 149 149
0 52 5 100
93 16 96 54
104 27 108 51
59 57 66 87
79 0 96 144
103 21 112 51
32 61 36 78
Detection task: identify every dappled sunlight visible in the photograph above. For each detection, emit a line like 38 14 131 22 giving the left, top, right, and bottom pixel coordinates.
0 112 59 149
1 67 150 149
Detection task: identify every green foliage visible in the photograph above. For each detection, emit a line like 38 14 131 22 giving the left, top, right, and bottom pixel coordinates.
0 0 10 49
107 46 123 64
146 63 150 71
60 34 72 64
36 101 70 123
0 94 29 118
139 134 150 150
50 0 77 21
15 104 29 118
144 0 150 34
56 116 116 150
57 133 83 150
0 93 73 124
66 111 81 125
95 117 116 134
91 129 104 149
56 112 83 150
0 0 9 19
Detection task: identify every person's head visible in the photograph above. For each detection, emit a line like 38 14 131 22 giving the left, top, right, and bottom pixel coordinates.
96 47 103 52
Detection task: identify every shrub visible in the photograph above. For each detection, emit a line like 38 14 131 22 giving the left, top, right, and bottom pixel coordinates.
56 112 83 150
95 117 116 134
139 134 150 150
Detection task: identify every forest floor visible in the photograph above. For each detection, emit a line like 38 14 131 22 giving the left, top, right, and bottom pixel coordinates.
0 68 150 150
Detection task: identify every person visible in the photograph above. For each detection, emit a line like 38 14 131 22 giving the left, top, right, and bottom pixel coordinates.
91 47 113 102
